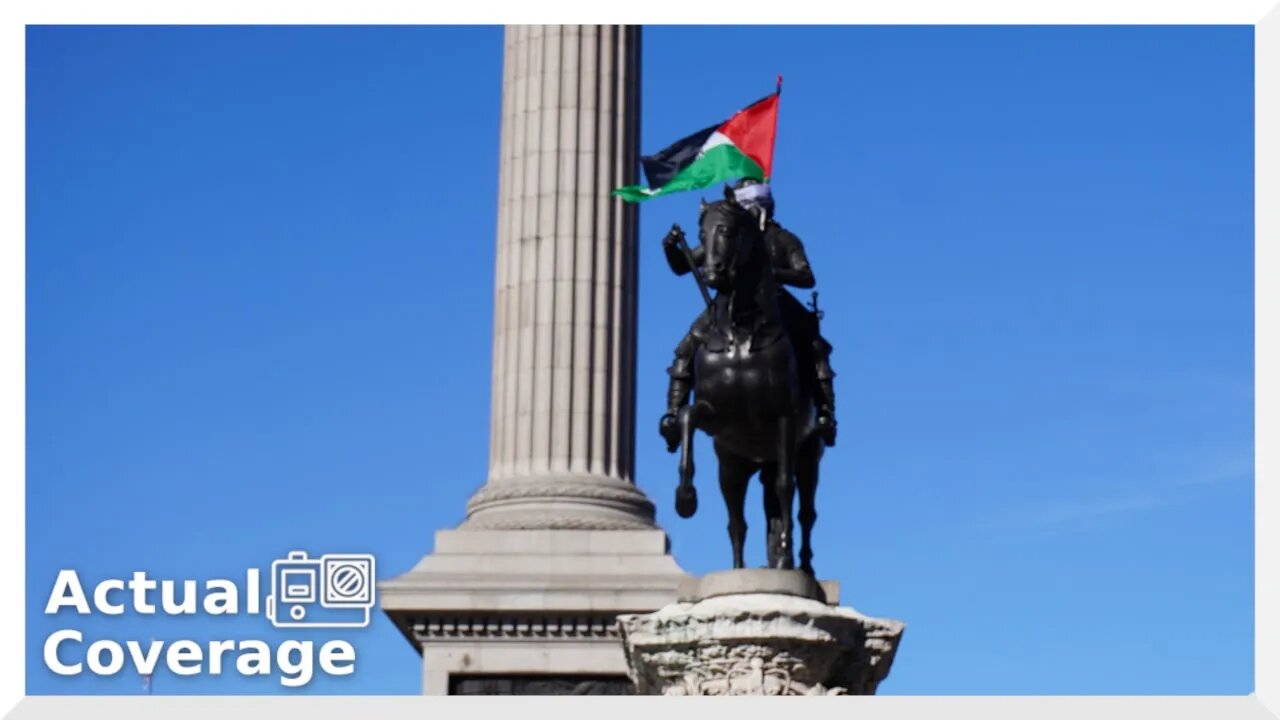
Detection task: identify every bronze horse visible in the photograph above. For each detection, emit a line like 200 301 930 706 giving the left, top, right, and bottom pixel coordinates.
670 186 826 573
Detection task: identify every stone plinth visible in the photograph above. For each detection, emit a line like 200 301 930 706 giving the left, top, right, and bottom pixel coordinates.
380 528 687 694
618 571 905 696
678 568 840 604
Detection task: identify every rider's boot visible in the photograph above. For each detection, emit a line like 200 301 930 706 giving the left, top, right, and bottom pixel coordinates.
815 379 837 447
814 340 837 447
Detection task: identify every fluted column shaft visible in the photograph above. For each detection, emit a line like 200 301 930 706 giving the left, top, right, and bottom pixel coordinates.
463 25 653 531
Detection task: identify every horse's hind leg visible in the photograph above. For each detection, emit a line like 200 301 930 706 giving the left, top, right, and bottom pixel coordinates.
760 462 781 567
773 416 797 570
717 450 754 569
674 404 699 518
796 436 822 575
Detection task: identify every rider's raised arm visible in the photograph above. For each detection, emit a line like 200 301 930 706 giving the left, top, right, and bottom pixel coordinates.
662 228 705 276
662 242 690 275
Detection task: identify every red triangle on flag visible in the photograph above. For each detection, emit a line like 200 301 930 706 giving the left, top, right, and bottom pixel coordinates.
716 93 779 180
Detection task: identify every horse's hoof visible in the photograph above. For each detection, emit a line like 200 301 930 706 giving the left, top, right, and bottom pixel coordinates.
675 485 698 518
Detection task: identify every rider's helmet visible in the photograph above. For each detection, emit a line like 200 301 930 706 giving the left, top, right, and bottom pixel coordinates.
732 177 774 218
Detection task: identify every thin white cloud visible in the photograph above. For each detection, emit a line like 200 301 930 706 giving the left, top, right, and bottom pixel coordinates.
976 452 1251 535
1170 455 1254 488
1006 492 1169 529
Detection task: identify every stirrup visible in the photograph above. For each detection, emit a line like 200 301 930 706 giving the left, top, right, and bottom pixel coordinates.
816 412 837 447
659 411 681 453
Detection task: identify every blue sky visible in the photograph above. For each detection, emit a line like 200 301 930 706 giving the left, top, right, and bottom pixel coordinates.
25 25 1253 695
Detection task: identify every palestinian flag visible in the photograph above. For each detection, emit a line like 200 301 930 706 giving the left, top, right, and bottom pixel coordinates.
613 84 780 202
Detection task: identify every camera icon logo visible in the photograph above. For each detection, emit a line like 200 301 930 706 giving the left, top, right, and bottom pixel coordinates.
265 551 376 629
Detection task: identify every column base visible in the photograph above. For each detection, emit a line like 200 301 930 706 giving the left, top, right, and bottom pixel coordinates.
461 475 658 531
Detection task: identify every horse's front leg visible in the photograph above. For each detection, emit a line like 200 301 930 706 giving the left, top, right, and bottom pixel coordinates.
675 404 699 518
772 416 797 570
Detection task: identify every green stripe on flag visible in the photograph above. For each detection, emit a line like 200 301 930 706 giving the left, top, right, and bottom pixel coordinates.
613 144 765 202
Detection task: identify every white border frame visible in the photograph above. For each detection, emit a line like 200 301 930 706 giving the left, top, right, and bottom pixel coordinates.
2 0 24 713
1255 1 1276 713
4 1 1274 718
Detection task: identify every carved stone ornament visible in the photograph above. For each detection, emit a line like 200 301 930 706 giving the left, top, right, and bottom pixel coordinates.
617 593 904 696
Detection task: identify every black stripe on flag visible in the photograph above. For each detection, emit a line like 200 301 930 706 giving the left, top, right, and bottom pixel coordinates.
641 123 719 189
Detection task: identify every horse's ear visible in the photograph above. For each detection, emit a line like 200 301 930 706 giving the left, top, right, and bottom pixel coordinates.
699 198 708 213
723 184 736 204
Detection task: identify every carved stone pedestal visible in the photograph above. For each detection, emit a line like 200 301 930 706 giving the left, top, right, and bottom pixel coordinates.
617 570 905 696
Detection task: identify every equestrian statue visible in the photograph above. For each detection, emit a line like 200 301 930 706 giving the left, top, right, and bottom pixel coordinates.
657 178 839 574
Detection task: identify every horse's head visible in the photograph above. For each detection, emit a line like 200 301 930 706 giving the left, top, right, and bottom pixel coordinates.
699 185 766 291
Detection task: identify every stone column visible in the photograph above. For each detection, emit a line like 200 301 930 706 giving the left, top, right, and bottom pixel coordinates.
464 25 655 531
380 26 689 695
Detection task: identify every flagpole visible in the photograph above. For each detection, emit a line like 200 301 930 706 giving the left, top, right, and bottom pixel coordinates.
769 75 782 181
